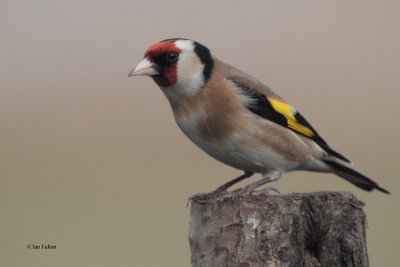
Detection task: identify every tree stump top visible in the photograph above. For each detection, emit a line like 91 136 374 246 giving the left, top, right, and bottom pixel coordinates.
189 191 368 267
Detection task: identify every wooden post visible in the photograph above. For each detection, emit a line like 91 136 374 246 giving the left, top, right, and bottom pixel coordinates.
189 191 368 267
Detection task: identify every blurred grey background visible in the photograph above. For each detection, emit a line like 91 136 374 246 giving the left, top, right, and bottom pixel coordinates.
1 0 399 266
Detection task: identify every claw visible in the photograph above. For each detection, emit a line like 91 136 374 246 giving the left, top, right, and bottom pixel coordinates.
250 187 280 196
187 172 254 206
188 172 281 206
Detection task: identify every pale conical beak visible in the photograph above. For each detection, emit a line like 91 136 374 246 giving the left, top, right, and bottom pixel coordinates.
128 57 159 77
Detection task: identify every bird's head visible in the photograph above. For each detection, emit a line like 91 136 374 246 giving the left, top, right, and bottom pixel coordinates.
129 38 214 99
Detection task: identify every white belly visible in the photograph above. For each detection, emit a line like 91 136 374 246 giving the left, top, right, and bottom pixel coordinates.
174 113 298 174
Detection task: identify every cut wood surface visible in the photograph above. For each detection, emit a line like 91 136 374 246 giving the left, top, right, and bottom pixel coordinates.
189 191 368 267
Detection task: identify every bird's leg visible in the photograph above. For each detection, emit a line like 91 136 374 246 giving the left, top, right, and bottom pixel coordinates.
188 172 254 204
239 171 281 195
213 172 254 192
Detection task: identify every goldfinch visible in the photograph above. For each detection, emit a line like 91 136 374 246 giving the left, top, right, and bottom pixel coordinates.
128 38 389 194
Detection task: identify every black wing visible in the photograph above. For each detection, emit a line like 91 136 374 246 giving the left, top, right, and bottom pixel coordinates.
231 80 350 163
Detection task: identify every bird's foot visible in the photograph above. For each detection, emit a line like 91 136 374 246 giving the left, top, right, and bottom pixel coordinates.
188 172 256 206
241 186 280 196
235 175 280 196
187 189 230 206
187 186 280 206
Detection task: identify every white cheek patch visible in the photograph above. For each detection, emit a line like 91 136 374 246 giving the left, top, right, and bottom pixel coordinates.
177 54 204 91
169 40 205 96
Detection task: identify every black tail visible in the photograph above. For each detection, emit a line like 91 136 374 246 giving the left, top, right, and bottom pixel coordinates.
319 143 352 163
323 159 390 194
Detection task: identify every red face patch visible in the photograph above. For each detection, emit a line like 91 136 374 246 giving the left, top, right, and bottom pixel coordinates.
152 66 177 87
145 41 181 87
144 41 181 58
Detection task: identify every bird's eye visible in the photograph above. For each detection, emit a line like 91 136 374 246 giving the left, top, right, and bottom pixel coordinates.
166 51 179 63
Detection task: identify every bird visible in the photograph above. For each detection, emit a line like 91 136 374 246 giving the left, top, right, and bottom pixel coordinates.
128 38 389 195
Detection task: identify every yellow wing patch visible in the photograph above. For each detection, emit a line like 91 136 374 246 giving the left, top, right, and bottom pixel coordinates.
268 98 314 137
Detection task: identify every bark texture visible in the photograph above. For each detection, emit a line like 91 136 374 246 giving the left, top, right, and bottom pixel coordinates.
189 191 368 267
